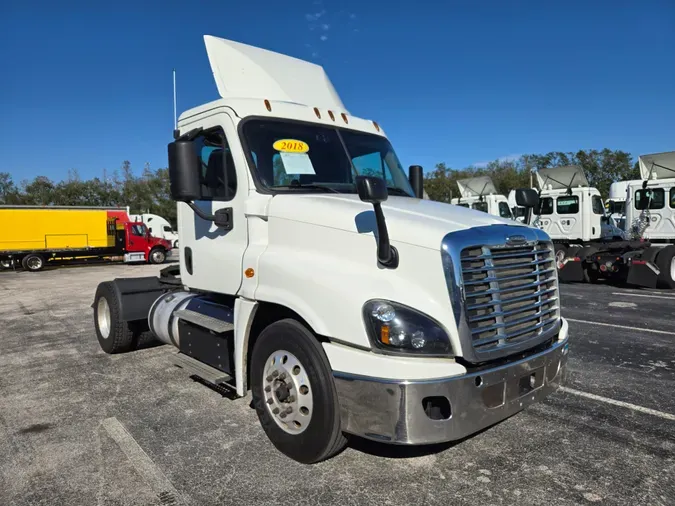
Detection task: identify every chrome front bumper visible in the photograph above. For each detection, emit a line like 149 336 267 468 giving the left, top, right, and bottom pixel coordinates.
333 334 569 445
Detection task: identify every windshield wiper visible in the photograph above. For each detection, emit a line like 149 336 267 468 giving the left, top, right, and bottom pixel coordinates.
274 182 342 194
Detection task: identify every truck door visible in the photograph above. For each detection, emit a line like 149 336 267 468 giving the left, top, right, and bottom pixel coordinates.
634 185 675 240
177 111 248 296
126 223 150 252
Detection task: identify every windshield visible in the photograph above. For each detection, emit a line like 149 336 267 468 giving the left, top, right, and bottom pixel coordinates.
241 119 415 196
608 200 625 215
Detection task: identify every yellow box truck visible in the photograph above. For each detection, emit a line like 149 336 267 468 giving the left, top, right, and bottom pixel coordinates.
0 206 172 271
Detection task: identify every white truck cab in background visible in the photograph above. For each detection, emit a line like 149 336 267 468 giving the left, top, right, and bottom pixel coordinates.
531 163 675 288
129 213 179 248
91 35 569 464
451 176 514 220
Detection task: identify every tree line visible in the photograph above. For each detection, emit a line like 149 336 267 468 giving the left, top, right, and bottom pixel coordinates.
0 162 176 226
0 148 640 225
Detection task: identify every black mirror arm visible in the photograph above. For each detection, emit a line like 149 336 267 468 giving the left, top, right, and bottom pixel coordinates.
373 203 398 268
186 201 215 222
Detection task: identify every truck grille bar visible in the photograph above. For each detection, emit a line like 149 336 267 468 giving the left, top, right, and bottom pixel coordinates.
441 225 561 363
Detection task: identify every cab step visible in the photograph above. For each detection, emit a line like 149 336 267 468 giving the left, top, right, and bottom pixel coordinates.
174 308 234 333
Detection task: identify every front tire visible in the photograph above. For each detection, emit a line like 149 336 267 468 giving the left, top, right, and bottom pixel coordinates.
250 319 347 464
93 282 135 354
149 247 166 265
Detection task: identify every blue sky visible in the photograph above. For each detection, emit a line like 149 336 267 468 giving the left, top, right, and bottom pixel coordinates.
1 0 674 182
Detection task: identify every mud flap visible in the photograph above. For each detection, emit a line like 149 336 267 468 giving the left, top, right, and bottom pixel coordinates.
558 258 585 283
626 261 660 288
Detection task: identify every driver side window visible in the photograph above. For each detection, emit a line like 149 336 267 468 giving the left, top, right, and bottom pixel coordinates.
192 127 237 201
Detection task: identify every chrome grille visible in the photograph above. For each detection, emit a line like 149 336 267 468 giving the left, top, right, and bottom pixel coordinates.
460 241 559 354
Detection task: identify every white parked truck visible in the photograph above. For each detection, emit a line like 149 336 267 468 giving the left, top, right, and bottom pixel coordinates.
451 176 514 220
129 213 179 248
91 35 570 464
532 163 675 288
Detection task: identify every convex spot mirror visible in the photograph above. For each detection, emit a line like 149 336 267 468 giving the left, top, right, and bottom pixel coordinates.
515 188 540 209
356 176 388 204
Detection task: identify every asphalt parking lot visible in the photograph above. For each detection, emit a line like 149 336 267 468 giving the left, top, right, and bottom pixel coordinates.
1 263 673 506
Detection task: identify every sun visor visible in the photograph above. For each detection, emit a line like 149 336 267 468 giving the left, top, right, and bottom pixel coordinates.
203 35 347 112
638 151 675 181
456 176 499 197
536 165 589 190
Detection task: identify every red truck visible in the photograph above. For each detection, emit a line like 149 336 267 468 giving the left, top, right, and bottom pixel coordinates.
0 206 173 271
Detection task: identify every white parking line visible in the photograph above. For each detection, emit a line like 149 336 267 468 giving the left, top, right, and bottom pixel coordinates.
565 318 672 335
102 417 184 504
612 292 675 300
560 387 675 421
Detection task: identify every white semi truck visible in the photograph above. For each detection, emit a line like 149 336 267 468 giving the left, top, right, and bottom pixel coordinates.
91 35 570 464
451 176 514 219
532 164 675 288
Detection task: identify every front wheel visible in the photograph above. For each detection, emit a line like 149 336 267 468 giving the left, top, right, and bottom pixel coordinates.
149 247 166 264
250 319 347 464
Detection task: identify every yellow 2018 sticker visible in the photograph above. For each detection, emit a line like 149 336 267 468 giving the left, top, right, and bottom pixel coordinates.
273 139 309 153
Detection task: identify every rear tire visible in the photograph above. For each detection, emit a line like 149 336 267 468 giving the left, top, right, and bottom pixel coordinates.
21 253 45 272
93 282 135 354
655 245 675 289
149 247 166 265
250 318 347 464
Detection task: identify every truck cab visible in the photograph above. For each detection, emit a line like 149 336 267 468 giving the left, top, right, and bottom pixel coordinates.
450 176 514 220
623 151 675 243
119 221 172 264
130 213 179 248
91 35 569 464
532 165 606 243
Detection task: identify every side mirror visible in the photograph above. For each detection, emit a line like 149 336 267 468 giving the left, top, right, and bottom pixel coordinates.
168 140 201 202
356 176 388 204
408 165 424 199
515 188 539 209
355 175 397 269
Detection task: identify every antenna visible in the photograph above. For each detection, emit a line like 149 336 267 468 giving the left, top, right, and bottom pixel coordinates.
172 68 177 130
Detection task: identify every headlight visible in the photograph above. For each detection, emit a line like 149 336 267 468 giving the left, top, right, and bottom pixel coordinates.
363 300 452 356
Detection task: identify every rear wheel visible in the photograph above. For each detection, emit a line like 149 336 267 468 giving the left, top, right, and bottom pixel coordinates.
149 247 166 264
22 253 45 272
250 319 347 464
655 245 675 289
93 281 135 354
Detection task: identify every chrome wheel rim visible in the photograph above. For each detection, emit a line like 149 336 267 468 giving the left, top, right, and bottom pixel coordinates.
262 350 313 435
97 297 111 339
152 250 165 263
555 250 565 269
671 257 675 282
26 256 42 270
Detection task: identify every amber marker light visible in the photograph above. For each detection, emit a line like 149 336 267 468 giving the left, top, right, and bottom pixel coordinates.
245 268 255 278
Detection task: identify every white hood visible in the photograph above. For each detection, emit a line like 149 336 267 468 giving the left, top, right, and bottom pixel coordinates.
268 194 525 251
